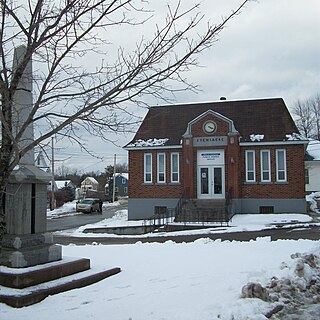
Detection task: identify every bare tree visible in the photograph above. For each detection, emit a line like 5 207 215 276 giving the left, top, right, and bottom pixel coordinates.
292 95 320 139
292 99 314 138
311 94 320 140
0 0 250 239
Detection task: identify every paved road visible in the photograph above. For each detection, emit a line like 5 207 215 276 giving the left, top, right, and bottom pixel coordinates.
52 223 320 246
47 202 127 232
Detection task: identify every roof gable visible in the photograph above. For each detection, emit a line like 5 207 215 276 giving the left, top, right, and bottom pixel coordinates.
184 109 237 136
126 98 300 148
81 177 98 185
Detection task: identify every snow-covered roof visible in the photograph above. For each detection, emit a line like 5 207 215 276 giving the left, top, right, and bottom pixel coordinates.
249 134 264 142
285 133 305 141
116 173 128 180
55 180 73 189
81 177 99 185
127 138 169 148
306 140 320 161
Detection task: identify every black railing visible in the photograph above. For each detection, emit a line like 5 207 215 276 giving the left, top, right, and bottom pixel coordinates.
143 188 233 230
143 191 187 230
175 188 234 226
224 187 234 222
142 208 175 230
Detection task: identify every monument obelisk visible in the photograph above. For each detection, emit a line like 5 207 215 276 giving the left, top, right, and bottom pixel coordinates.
0 45 62 267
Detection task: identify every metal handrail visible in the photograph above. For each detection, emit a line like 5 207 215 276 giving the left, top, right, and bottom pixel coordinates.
143 191 187 229
175 188 234 226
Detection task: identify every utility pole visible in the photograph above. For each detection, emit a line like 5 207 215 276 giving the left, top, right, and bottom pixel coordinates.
112 154 116 203
51 137 55 210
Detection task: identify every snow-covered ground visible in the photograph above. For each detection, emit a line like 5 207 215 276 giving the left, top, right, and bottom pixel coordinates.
1 202 320 319
57 208 316 239
1 237 319 320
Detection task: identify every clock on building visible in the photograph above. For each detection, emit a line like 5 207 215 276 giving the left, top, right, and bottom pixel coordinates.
203 121 216 134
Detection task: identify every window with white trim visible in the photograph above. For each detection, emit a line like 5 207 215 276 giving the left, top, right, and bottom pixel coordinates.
157 153 166 183
170 152 179 183
144 153 152 183
245 150 255 182
260 150 271 182
276 149 287 182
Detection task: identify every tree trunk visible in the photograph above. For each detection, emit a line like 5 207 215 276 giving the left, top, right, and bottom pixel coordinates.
0 96 14 242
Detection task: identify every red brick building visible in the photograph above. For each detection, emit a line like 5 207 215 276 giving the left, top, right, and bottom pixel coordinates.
125 98 308 220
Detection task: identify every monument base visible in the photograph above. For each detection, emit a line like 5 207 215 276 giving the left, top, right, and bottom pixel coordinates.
0 257 121 307
0 233 62 268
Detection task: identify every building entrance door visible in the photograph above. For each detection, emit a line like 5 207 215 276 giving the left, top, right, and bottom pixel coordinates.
198 166 225 199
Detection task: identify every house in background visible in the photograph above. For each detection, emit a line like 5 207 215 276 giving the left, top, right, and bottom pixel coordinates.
105 173 129 199
125 98 308 221
54 180 76 206
305 140 320 193
81 177 99 195
55 180 76 193
35 151 51 173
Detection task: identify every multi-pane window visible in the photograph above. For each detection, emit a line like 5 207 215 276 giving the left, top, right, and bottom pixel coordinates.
144 153 152 183
276 149 287 182
157 153 166 183
171 153 179 183
260 150 271 182
245 150 255 182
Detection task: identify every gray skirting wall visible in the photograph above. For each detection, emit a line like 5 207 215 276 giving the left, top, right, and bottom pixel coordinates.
128 198 307 220
128 198 179 220
232 198 307 214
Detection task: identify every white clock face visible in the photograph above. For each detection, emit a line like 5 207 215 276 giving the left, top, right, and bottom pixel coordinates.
203 121 216 134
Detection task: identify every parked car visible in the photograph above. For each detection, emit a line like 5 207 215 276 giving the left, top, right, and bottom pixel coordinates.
76 198 102 213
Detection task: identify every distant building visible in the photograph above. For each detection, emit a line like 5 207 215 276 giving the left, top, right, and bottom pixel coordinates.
54 180 76 207
305 140 320 193
106 173 128 199
56 180 76 192
81 177 99 195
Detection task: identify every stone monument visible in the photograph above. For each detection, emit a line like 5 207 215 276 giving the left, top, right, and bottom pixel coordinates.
0 46 120 308
0 45 62 268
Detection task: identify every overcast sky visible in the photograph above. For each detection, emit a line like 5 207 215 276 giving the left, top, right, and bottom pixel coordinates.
51 0 320 174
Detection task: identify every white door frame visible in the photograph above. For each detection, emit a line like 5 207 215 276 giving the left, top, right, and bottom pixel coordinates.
197 165 225 199
197 150 225 200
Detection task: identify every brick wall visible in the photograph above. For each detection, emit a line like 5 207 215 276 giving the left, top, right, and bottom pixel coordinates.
240 144 305 199
128 149 183 199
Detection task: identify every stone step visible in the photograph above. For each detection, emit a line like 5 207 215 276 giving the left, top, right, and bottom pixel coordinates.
184 199 225 209
0 257 90 289
0 265 121 308
176 207 228 223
